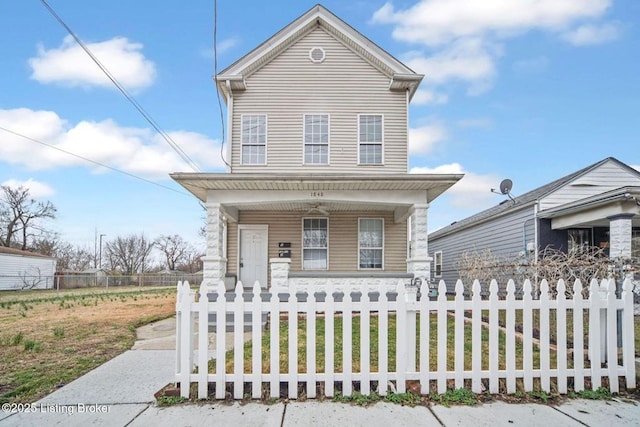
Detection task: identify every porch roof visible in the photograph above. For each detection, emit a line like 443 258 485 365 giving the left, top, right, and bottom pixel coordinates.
170 173 462 204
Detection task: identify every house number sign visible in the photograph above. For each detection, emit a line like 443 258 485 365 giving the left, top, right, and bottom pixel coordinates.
310 191 324 198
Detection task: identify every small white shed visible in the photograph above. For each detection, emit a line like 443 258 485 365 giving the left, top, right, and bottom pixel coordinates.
0 247 57 291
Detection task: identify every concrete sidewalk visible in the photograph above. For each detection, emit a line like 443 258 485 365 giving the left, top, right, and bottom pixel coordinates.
2 317 640 426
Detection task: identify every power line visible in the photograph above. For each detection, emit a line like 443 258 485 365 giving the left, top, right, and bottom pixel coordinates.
0 125 191 197
38 0 201 173
214 0 231 168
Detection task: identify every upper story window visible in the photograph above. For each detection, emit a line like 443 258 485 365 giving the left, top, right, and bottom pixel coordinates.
241 114 267 165
358 114 383 165
304 114 329 165
359 218 383 269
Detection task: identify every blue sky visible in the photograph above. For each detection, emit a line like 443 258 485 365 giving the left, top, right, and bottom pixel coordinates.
1 0 639 253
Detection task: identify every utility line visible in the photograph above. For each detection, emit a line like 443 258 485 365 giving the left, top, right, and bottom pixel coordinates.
0 125 191 197
38 0 201 173
213 0 231 168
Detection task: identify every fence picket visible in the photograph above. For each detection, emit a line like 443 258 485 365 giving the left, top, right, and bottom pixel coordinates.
325 287 335 397
288 288 298 399
622 278 636 389
436 280 448 393
589 279 602 390
269 286 281 398
396 281 407 393
606 279 618 393
488 280 499 393
343 288 353 395
572 280 585 392
361 285 371 395
454 281 465 389
197 281 210 399
522 279 533 391
307 288 317 398
378 282 389 396
251 281 262 399
556 280 568 394
471 280 482 393
177 281 192 398
539 280 551 392
215 280 226 399
419 281 430 394
505 280 516 394
233 281 244 399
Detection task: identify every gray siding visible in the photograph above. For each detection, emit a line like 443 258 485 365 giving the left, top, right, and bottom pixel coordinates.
429 205 536 288
540 161 640 210
231 26 408 173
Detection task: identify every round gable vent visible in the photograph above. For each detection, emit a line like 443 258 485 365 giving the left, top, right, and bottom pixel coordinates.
309 47 326 63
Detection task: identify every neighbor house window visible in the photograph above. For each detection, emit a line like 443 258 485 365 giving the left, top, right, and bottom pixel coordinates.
434 251 443 278
359 218 383 269
568 228 592 254
304 114 329 164
632 228 640 258
241 114 266 165
303 218 328 269
358 114 383 164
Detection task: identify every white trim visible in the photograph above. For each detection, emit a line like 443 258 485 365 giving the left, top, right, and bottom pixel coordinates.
358 218 384 270
308 46 326 63
240 114 268 165
301 217 329 270
434 250 443 278
302 113 330 165
357 114 384 166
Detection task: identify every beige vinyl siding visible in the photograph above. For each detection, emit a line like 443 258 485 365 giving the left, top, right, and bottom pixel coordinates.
231 26 407 173
225 210 407 276
539 161 640 211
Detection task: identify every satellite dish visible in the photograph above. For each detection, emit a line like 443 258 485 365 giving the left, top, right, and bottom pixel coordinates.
499 179 513 195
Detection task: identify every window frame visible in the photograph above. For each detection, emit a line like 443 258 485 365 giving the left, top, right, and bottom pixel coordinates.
358 218 384 270
301 217 329 270
240 114 267 165
434 251 443 278
303 113 330 165
357 114 384 165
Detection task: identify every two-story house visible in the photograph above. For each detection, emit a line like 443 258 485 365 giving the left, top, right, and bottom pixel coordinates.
171 5 462 290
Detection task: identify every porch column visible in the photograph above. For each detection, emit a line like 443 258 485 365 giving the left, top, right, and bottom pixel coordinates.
407 203 431 281
202 201 227 287
608 214 634 259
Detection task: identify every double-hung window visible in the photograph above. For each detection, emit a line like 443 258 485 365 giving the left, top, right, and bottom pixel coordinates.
241 114 266 165
303 218 328 270
358 114 383 165
434 251 443 278
304 114 329 164
359 218 383 269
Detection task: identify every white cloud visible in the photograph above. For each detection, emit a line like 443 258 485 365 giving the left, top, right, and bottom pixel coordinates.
200 37 241 58
0 108 225 179
412 89 448 105
411 163 500 209
29 35 156 90
1 178 55 198
561 22 621 46
409 124 447 155
373 0 616 96
372 0 612 46
404 39 498 94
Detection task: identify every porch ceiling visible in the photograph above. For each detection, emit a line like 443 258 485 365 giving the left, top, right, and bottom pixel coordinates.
170 173 463 204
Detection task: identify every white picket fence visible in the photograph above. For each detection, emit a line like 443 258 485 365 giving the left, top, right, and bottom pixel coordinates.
175 278 636 400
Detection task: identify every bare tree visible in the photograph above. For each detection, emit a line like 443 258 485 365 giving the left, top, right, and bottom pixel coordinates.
154 234 193 271
31 237 95 271
104 234 154 274
0 185 57 250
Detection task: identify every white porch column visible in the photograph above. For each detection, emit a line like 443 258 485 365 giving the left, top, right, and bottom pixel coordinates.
407 203 431 281
270 258 291 289
608 214 633 259
202 201 227 287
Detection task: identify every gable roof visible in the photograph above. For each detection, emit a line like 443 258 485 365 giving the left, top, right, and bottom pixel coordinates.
215 4 423 100
429 157 640 240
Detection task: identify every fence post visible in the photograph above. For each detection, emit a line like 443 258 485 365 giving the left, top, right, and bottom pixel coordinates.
177 281 193 398
622 278 636 389
405 280 418 374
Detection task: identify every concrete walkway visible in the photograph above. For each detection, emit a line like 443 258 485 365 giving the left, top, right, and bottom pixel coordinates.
2 317 640 426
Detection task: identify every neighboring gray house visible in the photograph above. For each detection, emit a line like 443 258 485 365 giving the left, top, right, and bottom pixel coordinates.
172 4 461 290
429 157 640 288
0 247 57 290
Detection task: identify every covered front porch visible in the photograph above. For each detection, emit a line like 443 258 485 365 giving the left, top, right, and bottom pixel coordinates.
539 186 640 259
170 173 462 290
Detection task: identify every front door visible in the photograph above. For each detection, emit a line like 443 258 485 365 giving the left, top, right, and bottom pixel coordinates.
239 226 268 288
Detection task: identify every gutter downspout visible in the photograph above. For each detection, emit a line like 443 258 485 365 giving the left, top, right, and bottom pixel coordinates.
225 80 233 173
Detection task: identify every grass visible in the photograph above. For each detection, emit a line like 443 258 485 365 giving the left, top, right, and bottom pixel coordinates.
0 286 176 404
